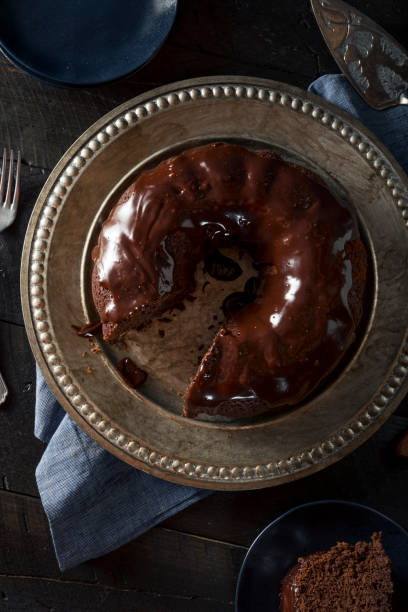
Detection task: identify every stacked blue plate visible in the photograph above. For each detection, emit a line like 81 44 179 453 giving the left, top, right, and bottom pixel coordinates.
0 0 177 87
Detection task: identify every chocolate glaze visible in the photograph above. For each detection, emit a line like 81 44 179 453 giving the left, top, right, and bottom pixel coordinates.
72 321 103 337
117 357 147 388
280 561 302 611
204 249 243 281
244 276 260 298
222 291 253 317
92 142 366 417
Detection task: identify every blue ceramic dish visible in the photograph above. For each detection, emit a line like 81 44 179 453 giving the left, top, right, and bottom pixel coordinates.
235 500 408 611
0 0 177 87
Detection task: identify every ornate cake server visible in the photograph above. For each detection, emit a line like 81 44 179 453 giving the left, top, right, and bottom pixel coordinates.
311 0 408 109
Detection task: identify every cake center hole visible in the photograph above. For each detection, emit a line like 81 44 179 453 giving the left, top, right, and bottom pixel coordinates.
202 248 258 318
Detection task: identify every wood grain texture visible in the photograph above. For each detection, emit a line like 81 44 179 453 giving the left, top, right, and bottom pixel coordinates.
0 0 406 170
0 490 242 609
0 578 233 612
0 165 48 325
1 0 408 609
163 415 408 543
0 321 40 497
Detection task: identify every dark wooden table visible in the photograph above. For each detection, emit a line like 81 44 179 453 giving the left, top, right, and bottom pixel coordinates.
1 1 408 610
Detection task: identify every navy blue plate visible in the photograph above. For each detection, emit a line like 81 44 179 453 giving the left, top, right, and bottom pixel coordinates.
235 500 408 612
0 0 177 87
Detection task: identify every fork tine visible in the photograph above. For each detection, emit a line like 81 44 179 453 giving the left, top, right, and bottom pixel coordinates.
0 148 6 205
5 149 14 207
12 151 21 209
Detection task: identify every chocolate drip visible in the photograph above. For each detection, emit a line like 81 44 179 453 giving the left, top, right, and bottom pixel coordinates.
117 358 147 388
72 321 102 337
244 276 260 298
204 249 243 281
222 291 253 317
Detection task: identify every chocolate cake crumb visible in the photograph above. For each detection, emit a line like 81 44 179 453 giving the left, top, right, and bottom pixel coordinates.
158 329 165 338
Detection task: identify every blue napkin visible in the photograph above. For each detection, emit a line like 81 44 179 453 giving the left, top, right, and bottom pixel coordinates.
309 74 408 175
35 366 210 570
35 74 408 571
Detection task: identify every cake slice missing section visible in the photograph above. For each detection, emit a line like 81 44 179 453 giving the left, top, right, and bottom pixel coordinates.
280 532 393 612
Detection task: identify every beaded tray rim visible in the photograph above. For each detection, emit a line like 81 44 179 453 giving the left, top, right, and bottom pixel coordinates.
21 76 408 490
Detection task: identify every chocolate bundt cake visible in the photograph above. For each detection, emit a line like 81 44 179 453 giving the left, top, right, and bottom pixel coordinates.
280 532 393 611
92 142 367 418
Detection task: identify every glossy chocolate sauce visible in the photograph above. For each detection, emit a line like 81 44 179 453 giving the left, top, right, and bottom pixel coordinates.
204 249 243 281
92 142 366 416
280 562 302 611
72 321 103 337
117 357 147 388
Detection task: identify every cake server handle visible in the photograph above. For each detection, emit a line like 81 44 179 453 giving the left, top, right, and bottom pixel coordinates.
310 0 408 110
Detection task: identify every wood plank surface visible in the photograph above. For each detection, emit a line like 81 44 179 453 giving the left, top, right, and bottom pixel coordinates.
0 165 49 326
0 490 242 610
0 0 406 170
0 321 40 497
1 418 408 599
162 415 408 545
0 578 233 612
1 0 408 610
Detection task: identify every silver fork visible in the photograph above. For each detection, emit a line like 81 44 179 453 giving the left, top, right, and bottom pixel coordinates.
0 149 21 404
0 149 21 232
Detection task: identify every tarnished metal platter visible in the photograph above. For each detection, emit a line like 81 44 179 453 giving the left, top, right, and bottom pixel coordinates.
21 76 408 489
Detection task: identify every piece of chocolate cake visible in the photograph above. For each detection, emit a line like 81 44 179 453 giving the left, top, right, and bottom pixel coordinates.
280 532 393 611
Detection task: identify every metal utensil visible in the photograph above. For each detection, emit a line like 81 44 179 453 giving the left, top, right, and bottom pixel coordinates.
0 148 21 404
310 0 408 110
0 148 21 232
0 370 7 405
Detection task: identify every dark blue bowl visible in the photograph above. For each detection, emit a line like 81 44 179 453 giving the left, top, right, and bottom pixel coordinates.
0 0 177 87
235 500 408 612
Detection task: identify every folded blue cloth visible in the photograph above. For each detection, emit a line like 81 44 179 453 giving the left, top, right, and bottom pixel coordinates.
309 74 408 175
35 74 408 571
35 366 210 570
